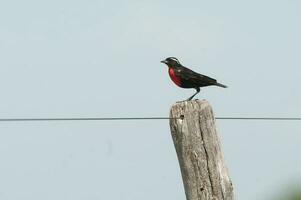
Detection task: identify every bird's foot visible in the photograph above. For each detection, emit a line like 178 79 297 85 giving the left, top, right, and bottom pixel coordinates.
176 98 199 103
186 88 200 101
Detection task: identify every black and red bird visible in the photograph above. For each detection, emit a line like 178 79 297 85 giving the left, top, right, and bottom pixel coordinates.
161 57 227 100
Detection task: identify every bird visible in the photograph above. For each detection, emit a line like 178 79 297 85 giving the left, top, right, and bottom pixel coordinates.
161 57 227 101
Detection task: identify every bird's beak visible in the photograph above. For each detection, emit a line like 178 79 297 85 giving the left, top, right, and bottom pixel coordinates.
161 60 167 64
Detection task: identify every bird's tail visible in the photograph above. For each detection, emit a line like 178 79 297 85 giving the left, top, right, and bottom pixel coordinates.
215 82 228 88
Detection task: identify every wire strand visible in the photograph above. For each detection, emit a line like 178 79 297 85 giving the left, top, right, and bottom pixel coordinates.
0 117 300 122
215 117 301 120
0 117 177 122
0 117 174 121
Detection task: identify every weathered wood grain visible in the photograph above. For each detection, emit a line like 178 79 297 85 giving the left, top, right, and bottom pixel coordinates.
169 100 234 200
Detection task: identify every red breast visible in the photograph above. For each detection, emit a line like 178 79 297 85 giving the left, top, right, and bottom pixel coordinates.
168 67 182 87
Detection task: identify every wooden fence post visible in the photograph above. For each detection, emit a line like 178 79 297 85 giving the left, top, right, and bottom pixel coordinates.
169 100 234 200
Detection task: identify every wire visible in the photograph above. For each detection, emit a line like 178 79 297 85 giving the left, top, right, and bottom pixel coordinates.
215 117 301 120
0 117 177 122
0 117 300 122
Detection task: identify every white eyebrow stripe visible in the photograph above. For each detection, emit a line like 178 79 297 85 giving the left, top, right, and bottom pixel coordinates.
170 57 179 63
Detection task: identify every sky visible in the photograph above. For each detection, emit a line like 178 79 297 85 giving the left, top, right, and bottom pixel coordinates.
0 0 301 199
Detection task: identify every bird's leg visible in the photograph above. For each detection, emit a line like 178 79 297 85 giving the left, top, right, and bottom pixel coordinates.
186 88 200 101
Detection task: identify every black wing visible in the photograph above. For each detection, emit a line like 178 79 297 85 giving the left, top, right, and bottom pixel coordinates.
174 66 217 87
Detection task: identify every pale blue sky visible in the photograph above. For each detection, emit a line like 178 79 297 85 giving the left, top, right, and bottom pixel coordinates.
0 0 301 199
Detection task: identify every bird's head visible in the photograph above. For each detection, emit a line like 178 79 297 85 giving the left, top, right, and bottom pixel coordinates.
161 57 181 67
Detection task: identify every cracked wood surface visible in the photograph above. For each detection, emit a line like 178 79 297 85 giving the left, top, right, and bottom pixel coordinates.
169 100 234 200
